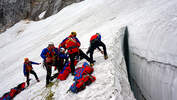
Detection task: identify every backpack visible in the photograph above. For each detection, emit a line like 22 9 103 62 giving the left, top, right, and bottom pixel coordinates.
74 62 93 81
65 37 79 54
69 74 96 93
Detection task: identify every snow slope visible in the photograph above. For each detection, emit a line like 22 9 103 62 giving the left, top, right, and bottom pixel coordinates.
0 0 135 100
1 0 176 99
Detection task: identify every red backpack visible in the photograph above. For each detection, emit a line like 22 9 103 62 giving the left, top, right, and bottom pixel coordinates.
65 37 79 54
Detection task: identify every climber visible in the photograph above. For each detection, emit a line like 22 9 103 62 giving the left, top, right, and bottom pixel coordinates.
23 58 40 87
50 47 69 81
86 33 108 62
40 42 59 87
57 47 68 72
59 32 94 75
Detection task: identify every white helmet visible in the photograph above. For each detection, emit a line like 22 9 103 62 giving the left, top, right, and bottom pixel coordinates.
48 42 54 46
60 47 65 53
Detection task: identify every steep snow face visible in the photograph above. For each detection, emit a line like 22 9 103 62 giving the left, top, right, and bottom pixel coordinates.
0 0 135 100
108 0 177 100
114 0 177 100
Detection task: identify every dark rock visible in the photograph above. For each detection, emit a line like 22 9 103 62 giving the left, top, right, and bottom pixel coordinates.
0 0 83 33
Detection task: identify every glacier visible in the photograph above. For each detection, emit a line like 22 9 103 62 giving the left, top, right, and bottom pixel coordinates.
0 0 177 100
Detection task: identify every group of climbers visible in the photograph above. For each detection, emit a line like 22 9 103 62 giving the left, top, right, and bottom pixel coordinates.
1 32 108 99
0 30 111 100
23 32 108 87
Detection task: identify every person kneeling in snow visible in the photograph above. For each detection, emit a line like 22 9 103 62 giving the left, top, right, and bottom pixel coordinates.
57 47 69 72
23 58 40 87
50 47 69 81
86 33 108 62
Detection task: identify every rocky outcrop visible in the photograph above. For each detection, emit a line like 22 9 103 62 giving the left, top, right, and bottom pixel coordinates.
0 0 83 33
0 0 30 32
44 0 82 18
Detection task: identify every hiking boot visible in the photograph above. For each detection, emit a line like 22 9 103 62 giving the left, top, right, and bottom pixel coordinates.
104 55 108 60
46 83 51 88
50 77 54 81
46 84 49 88
93 60 96 63
90 60 95 65
90 63 94 67
37 79 40 82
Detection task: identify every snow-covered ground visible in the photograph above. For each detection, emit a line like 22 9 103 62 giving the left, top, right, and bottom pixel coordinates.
0 0 135 100
1 0 176 99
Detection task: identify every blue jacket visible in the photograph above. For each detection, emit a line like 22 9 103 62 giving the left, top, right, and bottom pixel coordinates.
58 52 68 59
97 34 101 41
23 61 39 76
40 48 58 60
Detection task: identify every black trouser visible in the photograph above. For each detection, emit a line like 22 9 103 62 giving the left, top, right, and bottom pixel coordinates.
45 63 52 86
52 58 66 79
44 60 55 86
26 70 39 86
58 59 64 72
44 57 63 85
50 59 64 80
69 49 93 73
89 40 107 61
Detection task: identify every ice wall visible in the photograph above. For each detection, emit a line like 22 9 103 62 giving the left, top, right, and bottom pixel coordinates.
122 0 177 100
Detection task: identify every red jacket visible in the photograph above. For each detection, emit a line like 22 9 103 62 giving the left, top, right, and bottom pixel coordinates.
59 35 80 54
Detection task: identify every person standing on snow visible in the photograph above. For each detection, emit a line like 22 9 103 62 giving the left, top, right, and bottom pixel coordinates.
40 42 59 87
86 33 108 62
59 32 94 75
23 58 40 87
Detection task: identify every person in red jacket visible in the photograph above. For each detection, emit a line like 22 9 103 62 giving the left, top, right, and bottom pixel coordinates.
59 32 94 75
86 33 108 62
23 58 40 86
